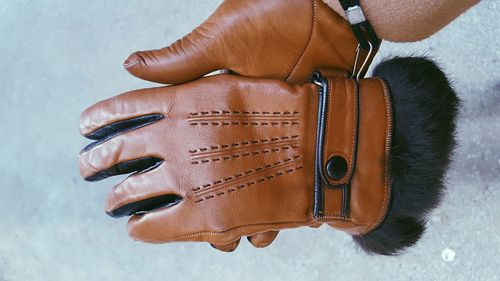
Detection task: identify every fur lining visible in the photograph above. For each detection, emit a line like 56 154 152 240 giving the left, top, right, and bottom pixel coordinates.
352 57 460 255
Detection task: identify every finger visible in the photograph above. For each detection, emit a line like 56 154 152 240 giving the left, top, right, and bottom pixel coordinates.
78 121 168 181
83 114 164 141
247 231 279 248
80 86 174 137
105 164 183 218
210 238 241 252
127 198 244 244
123 27 223 85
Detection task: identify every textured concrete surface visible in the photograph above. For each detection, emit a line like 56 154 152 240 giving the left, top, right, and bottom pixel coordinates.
0 1 499 280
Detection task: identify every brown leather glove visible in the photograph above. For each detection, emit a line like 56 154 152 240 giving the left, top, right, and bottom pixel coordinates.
123 0 368 86
79 71 392 247
121 0 376 250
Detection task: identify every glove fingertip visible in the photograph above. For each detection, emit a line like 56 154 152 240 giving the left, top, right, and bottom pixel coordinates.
247 231 279 248
123 51 148 78
123 52 142 68
210 238 241 252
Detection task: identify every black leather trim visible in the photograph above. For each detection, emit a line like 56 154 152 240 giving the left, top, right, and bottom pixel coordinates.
85 114 165 140
107 194 183 218
81 114 164 153
312 72 329 218
84 157 164 182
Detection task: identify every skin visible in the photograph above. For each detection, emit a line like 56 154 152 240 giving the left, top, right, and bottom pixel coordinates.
322 0 481 42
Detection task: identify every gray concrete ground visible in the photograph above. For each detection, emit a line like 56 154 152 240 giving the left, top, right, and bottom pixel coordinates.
1 1 499 280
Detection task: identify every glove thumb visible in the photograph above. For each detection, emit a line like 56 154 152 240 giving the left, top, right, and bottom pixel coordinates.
123 29 223 85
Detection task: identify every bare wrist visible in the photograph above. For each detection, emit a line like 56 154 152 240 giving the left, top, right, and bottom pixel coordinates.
321 0 481 42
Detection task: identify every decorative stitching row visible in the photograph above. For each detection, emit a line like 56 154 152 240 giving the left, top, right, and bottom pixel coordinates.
191 145 300 164
189 135 299 154
189 110 300 116
194 165 304 203
188 120 300 127
192 155 302 195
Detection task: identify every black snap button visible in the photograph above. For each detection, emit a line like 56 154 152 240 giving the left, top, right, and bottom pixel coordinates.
326 156 348 180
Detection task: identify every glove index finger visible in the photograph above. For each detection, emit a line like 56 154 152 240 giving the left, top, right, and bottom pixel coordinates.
79 86 175 137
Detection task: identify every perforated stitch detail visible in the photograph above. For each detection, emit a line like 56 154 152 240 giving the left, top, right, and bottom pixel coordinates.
189 121 300 127
190 145 300 164
192 155 302 194
187 110 301 126
189 135 300 164
189 111 300 116
189 135 299 154
193 165 304 203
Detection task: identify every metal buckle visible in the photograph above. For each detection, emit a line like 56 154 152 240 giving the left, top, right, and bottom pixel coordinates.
345 5 366 25
351 41 374 80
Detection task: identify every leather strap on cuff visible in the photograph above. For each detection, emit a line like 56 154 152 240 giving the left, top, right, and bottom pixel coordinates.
312 70 393 235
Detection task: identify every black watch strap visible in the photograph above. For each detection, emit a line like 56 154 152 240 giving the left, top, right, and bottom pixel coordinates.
338 0 380 50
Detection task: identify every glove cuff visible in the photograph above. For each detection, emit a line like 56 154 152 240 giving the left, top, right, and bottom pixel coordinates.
311 70 393 235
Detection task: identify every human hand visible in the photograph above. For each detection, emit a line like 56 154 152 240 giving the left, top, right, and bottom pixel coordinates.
120 0 369 251
123 0 363 86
